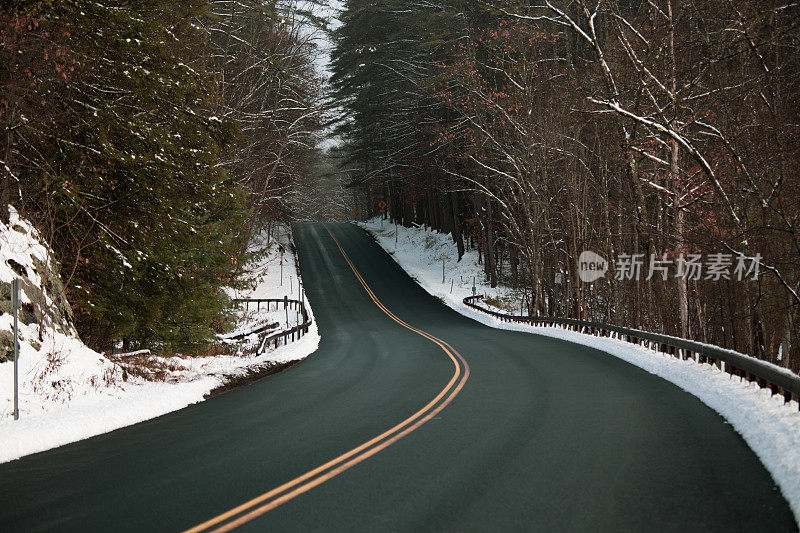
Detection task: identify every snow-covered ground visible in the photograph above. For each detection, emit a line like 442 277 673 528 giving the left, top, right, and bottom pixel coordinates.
222 225 312 356
0 221 318 464
360 217 800 524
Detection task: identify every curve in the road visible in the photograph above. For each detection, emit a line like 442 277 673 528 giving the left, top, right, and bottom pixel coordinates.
185 224 470 533
0 222 794 532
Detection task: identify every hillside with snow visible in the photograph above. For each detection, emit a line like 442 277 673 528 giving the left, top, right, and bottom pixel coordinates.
0 213 318 463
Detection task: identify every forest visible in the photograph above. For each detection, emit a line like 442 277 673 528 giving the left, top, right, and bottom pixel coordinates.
2 0 798 372
331 0 800 371
1 0 326 351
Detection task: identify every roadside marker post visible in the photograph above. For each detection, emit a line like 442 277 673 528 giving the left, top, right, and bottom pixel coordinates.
378 201 387 228
278 243 286 287
440 253 448 283
11 279 20 421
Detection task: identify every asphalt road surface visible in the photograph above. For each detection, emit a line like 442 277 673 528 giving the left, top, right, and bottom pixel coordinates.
0 222 795 532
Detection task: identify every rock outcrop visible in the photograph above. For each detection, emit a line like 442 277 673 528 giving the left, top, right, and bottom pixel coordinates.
0 206 76 362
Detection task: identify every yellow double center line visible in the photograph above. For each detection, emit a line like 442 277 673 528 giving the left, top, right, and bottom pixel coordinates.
185 224 470 533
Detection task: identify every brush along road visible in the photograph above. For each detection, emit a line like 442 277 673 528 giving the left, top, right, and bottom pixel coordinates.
0 222 794 531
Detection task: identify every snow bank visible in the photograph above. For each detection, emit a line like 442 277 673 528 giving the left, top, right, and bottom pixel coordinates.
360 217 800 523
0 206 120 429
0 331 318 464
0 218 318 464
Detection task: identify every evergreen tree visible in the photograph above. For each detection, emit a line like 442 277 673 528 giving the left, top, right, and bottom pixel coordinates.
6 0 251 350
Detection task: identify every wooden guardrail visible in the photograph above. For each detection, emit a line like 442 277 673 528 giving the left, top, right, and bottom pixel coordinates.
464 295 800 410
231 297 312 355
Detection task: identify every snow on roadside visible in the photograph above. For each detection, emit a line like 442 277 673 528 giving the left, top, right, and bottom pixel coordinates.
223 223 316 354
360 217 800 523
227 223 308 303
0 333 318 464
0 221 318 464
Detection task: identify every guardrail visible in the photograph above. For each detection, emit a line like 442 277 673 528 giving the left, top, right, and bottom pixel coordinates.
232 298 312 355
464 295 800 409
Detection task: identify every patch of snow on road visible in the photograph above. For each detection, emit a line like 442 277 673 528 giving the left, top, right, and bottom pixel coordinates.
360 217 800 524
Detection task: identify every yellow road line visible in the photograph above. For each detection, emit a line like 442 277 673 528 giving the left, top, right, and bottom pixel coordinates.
185 223 469 533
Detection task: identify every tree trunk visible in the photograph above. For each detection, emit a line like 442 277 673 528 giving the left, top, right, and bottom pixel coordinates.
779 298 795 368
668 0 690 340
485 192 497 288
450 189 465 260
509 245 519 288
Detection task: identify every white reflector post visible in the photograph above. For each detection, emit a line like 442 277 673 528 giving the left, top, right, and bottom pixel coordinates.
11 278 20 421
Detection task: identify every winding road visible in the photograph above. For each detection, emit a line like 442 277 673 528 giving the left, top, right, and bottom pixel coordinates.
0 222 795 531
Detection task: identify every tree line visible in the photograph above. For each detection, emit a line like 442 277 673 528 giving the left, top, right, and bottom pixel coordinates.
331 0 800 371
1 0 324 351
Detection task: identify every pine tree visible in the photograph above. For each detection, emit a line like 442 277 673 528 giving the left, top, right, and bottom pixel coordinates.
8 0 251 350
